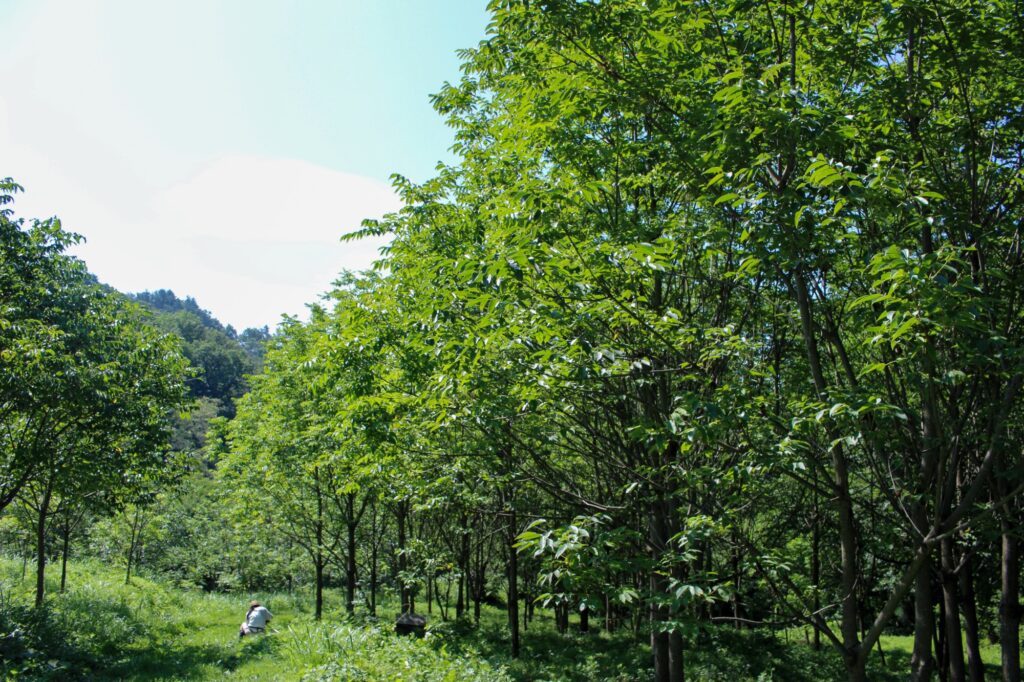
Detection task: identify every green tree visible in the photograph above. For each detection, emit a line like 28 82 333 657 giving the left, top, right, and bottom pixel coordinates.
1 181 191 605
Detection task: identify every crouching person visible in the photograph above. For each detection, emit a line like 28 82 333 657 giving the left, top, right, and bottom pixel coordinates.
239 600 272 638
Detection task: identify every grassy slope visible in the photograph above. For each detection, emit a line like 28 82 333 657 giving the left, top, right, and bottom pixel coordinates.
0 558 506 681
0 558 1007 681
1 557 298 680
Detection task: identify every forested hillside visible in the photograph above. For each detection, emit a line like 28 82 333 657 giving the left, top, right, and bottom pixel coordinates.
2 1 1023 681
131 289 270 418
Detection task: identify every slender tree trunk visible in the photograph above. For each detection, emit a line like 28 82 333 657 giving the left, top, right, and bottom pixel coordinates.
812 486 821 649
59 515 70 594
397 499 411 614
507 503 520 658
937 595 949 682
650 580 668 677
670 561 686 682
370 544 378 617
912 543 936 681
669 629 686 682
34 479 53 608
519 572 527 632
455 567 464 621
958 554 984 682
432 574 445 620
473 526 483 624
650 496 671 682
426 569 433 615
370 501 378 616
346 498 357 615
314 468 324 621
473 524 485 626
314 553 324 621
939 537 965 682
793 270 864 682
457 513 468 619
124 505 147 585
1000 522 1021 682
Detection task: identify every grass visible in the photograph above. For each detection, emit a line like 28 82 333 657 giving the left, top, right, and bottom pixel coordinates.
786 625 1005 679
4 557 1009 681
0 557 507 681
878 633 1003 677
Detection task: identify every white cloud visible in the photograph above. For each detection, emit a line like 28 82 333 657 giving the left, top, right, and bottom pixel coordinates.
0 1 407 331
4 153 400 331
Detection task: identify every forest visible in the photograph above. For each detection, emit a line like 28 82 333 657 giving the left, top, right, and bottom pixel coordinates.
1 1 1022 681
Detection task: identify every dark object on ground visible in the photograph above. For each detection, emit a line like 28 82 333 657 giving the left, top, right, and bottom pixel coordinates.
395 613 427 637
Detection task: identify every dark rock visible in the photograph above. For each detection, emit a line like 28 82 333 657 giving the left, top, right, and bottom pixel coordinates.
395 613 427 637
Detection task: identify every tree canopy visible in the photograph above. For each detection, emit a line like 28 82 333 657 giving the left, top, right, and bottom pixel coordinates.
224 1 1024 680
1 179 192 605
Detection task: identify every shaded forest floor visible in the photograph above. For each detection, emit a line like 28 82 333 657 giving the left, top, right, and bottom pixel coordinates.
0 557 1004 681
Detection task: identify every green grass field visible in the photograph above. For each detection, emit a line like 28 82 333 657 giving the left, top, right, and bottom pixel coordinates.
0 558 1008 681
0 557 507 681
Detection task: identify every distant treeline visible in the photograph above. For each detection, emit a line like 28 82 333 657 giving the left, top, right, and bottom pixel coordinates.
131 289 271 417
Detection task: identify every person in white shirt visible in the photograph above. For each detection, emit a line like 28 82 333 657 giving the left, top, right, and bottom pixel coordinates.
239 600 272 638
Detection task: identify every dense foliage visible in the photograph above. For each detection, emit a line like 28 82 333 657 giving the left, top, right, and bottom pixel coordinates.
1 179 192 610
132 289 270 417
222 1 1022 681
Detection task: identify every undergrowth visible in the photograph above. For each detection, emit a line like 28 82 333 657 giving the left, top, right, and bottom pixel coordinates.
2 556 982 680
0 557 506 681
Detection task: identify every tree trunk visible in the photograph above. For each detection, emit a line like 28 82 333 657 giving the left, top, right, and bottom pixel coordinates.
524 588 532 629
811 489 821 649
370 543 378 617
669 556 686 682
346 500 357 616
397 499 412 614
936 597 948 682
507 504 520 658
125 504 149 585
426 569 433 615
1000 525 1021 682
912 528 936 681
473 528 483 624
314 553 324 621
34 479 53 608
314 467 324 621
457 513 469 619
650 496 672 682
370 500 378 616
669 630 686 682
958 554 984 682
433 573 448 620
793 270 862 676
939 537 965 682
59 515 70 594
456 566 465 619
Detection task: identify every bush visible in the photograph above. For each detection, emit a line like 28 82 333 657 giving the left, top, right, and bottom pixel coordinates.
286 621 511 682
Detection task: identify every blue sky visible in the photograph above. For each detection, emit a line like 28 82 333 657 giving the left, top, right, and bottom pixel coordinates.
0 1 489 330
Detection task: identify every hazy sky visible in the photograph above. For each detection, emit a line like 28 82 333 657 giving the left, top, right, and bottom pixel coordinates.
0 0 489 330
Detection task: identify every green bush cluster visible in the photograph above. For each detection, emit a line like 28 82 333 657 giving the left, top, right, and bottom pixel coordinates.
293 622 510 682
0 582 150 681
